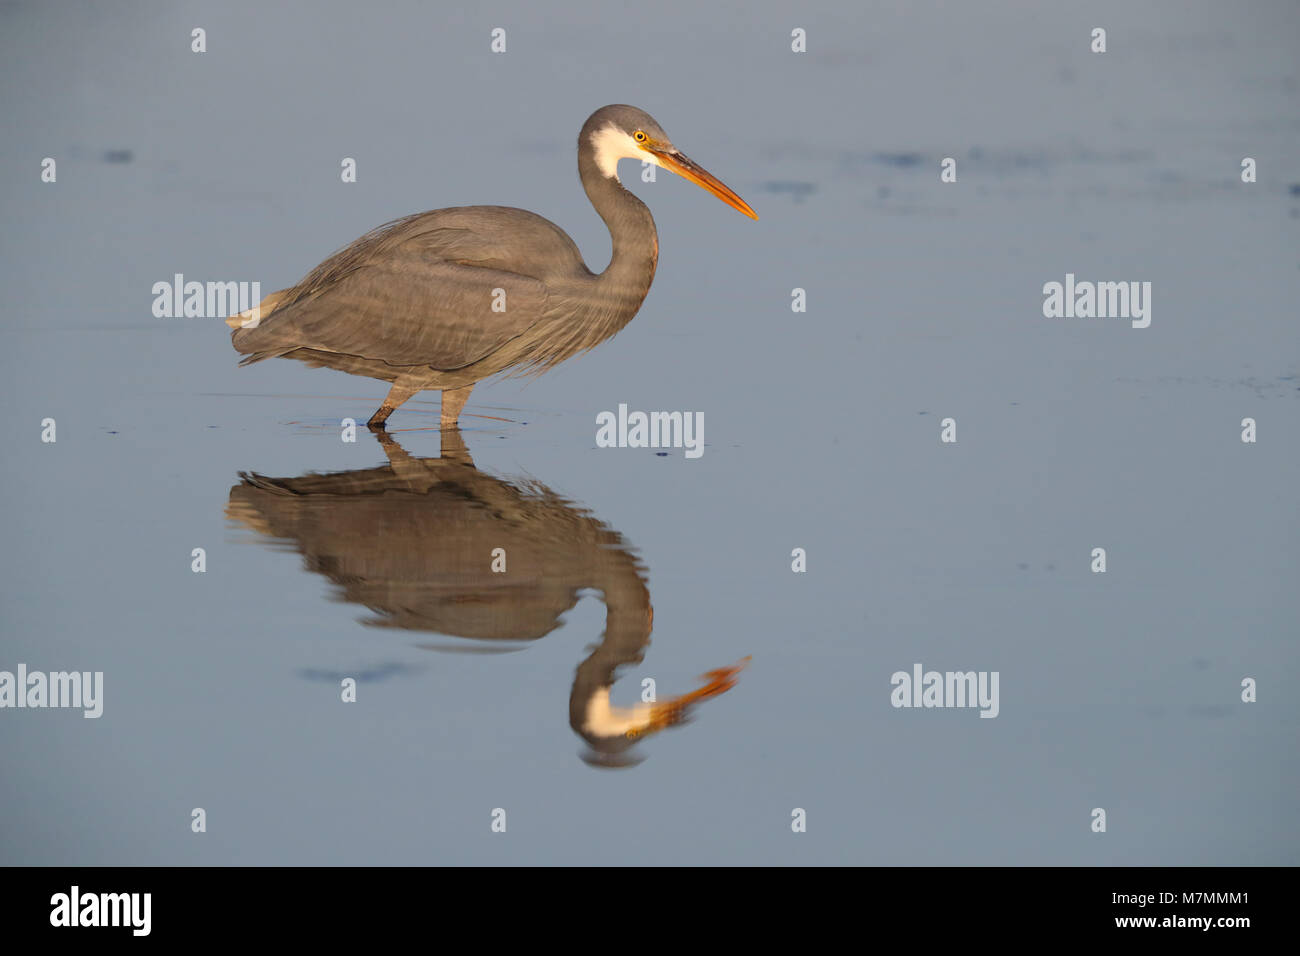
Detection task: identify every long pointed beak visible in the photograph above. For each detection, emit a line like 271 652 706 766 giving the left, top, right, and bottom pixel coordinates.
653 149 759 220
631 655 751 738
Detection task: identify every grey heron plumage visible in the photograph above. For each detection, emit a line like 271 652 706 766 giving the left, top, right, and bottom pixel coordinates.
228 104 757 427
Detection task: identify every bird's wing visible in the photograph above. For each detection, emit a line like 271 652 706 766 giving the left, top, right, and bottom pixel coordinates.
237 225 551 371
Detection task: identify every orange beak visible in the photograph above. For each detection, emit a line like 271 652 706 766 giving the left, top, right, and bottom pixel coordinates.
627 655 752 738
651 148 759 220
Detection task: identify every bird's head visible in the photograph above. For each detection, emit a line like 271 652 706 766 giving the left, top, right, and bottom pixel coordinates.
574 656 751 768
581 104 758 220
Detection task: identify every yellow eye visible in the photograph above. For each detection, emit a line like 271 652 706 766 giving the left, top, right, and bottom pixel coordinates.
633 130 647 143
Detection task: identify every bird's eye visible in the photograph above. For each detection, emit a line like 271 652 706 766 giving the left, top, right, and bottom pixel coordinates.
633 130 647 143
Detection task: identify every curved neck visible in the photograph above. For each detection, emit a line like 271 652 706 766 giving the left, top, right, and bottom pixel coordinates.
577 148 659 303
567 544 653 723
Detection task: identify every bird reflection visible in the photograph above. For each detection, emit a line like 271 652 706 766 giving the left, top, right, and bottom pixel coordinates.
225 428 746 766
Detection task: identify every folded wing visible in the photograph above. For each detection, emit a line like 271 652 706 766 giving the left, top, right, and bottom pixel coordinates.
233 216 556 371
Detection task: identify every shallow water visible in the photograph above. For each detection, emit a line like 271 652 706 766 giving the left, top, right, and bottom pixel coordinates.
1 0 1298 864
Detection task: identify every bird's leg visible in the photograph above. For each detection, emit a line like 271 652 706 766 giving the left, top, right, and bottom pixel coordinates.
438 426 474 465
367 380 421 429
440 385 473 428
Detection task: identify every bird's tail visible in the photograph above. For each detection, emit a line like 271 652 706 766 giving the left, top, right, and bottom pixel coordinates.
225 289 290 330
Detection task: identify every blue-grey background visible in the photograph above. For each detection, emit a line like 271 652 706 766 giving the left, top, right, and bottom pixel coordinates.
1 0 1297 864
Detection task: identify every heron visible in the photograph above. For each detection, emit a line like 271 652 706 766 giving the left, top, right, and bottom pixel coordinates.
227 104 757 428
226 428 748 764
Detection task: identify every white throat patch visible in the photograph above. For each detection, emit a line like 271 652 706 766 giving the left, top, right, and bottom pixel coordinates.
582 686 652 738
589 124 659 181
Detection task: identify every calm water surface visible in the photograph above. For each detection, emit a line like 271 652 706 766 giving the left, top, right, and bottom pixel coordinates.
1 0 1297 864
